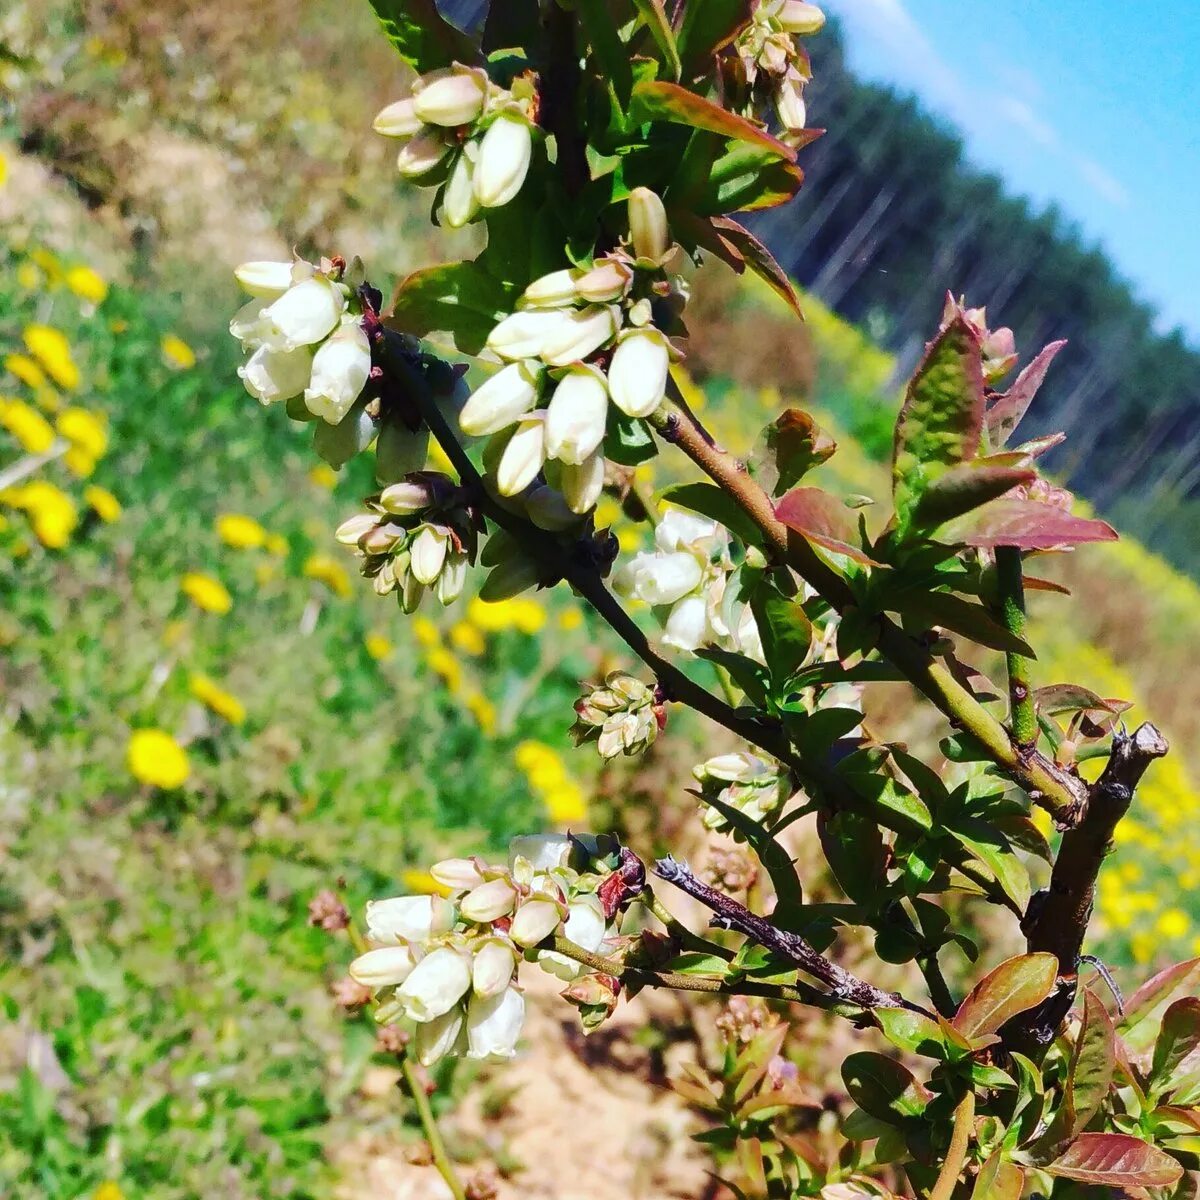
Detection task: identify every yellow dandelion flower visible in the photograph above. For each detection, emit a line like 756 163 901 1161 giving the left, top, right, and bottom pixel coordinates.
84 485 121 522
527 760 567 792
467 595 545 634
514 740 555 772
64 448 97 478
1156 908 1190 940
401 868 453 897
449 621 486 656
364 632 393 661
426 646 462 692
0 150 6 188
10 480 78 548
464 691 497 734
23 325 80 390
16 262 40 290
557 607 584 632
65 265 108 306
216 513 267 550
5 353 46 389
189 674 247 726
56 407 108 459
412 616 439 648
30 248 63 284
94 1183 124 1200
0 398 56 454
308 463 338 489
303 553 352 597
181 571 233 615
544 783 587 824
127 729 190 789
161 333 196 370
265 533 289 557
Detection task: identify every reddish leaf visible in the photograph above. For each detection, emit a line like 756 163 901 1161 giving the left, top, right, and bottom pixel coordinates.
892 315 985 524
708 218 802 316
1046 1133 1183 1188
1035 684 1129 718
750 409 836 497
1154 1106 1200 1136
953 953 1059 1041
631 80 795 160
1023 574 1071 595
1152 998 1200 1089
940 498 1118 551
971 1151 1025 1199
910 462 1035 531
1010 430 1066 460
986 340 1067 448
1123 959 1200 1039
776 487 876 564
1067 989 1117 1135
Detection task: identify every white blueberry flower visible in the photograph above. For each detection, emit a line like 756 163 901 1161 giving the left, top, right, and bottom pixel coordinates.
487 311 572 362
694 751 790 831
238 343 313 405
412 67 487 127
261 277 346 351
519 268 580 309
661 594 709 652
544 365 609 465
608 328 670 418
540 894 607 981
398 946 473 1021
409 523 451 586
539 305 619 367
776 0 825 34
495 414 547 496
436 550 468 605
472 937 517 998
304 321 372 424
373 97 423 138
348 944 417 988
234 260 295 299
574 258 632 304
431 858 485 891
509 883 564 947
466 986 525 1060
460 877 518 923
416 1006 467 1066
397 130 452 178
459 361 542 436
442 147 481 228
474 112 533 208
366 895 455 945
614 550 703 606
561 452 606 515
776 76 807 132
229 298 273 348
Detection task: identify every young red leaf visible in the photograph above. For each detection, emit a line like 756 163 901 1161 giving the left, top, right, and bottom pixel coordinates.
776 487 875 564
1067 988 1117 1135
750 409 836 497
952 953 1059 1040
707 217 803 317
1123 959 1200 1040
1152 998 1200 1090
939 498 1118 551
1045 1133 1183 1189
985 340 1067 448
971 1152 1025 1199
909 462 1035 531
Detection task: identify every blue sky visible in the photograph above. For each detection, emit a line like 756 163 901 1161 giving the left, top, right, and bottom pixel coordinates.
821 0 1200 341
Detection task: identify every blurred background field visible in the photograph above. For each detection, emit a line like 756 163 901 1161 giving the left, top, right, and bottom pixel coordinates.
2 1 1199 1197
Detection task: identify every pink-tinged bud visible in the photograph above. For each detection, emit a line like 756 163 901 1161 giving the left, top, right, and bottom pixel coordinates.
359 522 405 555
398 946 472 1021
442 148 481 229
378 479 434 516
519 269 579 309
544 365 609 466
561 451 605 514
459 361 541 436
495 415 547 496
234 260 295 299
575 258 633 304
487 311 572 362
396 130 451 178
466 986 525 1060
539 305 618 367
775 77 807 133
373 97 424 138
412 67 487 128
471 938 517 997
628 187 670 261
607 328 669 418
415 1006 466 1065
431 857 485 891
349 944 416 988
777 1 825 34
460 877 518 923
509 895 563 947
474 113 533 208
335 512 378 546
409 524 450 585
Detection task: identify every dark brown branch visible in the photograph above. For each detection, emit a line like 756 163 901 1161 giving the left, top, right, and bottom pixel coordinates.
540 2 588 199
653 856 933 1016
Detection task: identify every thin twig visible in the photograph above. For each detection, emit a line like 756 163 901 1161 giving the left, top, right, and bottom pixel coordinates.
996 546 1036 750
929 1090 975 1200
400 1057 467 1200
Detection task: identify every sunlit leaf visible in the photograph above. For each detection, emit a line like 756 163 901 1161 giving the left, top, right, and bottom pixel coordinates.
1045 1133 1184 1188
938 498 1118 551
1152 998 1200 1092
776 487 875 564
986 340 1067 448
631 80 795 160
971 1151 1025 1199
387 261 515 355
675 0 752 75
367 0 477 70
1067 988 1117 1136
894 590 1034 657
660 481 763 547
630 0 681 78
841 1051 930 1123
750 409 836 497
909 462 1034 531
952 953 1058 1040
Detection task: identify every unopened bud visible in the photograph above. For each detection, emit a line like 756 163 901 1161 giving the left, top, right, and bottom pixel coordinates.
460 877 518 923
459 361 542 436
628 188 670 261
234 259 295 299
560 451 605 515
487 310 571 362
575 258 633 304
398 946 473 1021
409 523 451 585
336 512 379 546
608 328 670 418
349 944 417 988
431 857 485 891
373 97 424 138
509 895 563 947
443 148 481 229
397 130 452 178
520 269 579 309
495 414 547 497
472 937 517 998
777 1 825 34
474 113 533 209
539 305 619 368
544 365 609 466
412 67 487 128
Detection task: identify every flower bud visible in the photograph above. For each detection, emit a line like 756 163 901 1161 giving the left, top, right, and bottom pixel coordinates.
304 321 372 424
336 512 379 546
359 521 406 555
373 97 423 138
575 258 633 304
379 479 434 516
459 361 541 436
539 305 619 367
262 277 346 350
415 1006 466 1066
628 187 670 261
460 877 518 923
234 260 295 299
409 523 450 586
366 895 455 945
544 365 608 466
519 269 579 309
662 594 709 652
466 986 525 1061
412 68 487 127
442 148 481 229
777 1 825 34
230 299 271 348
487 311 571 362
607 328 670 418
436 549 468 605
524 485 579 531
472 938 517 998
508 834 571 872
238 344 313 405
398 946 472 1021
495 415 547 496
396 130 451 178
431 857 484 891
474 113 533 208
400 568 425 614
775 76 807 133
509 895 563 947
349 944 416 988
561 452 606 515
614 550 703 606
540 895 607 981
693 751 789 831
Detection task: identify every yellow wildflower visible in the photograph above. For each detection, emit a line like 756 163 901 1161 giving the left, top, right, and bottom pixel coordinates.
364 632 394 661
6 480 78 548
189 674 247 726
558 607 584 632
216 513 267 549
308 463 338 489
449 621 486 656
412 616 439 648
84 485 121 522
265 533 288 557
161 333 196 370
30 248 63 284
303 553 352 597
467 595 545 634
56 407 108 459
65 265 108 306
0 151 7 188
0 398 56 454
64 448 97 478
94 1183 124 1200
402 868 453 897
1156 908 1190 940
16 262 40 290
544 783 587 824
5 354 46 389
465 691 497 734
426 646 462 692
181 571 233 615
127 729 190 789
23 325 80 390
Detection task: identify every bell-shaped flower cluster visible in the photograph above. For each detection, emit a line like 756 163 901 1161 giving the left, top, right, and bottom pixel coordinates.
735 1 825 142
693 752 791 835
613 509 762 658
230 256 373 425
571 672 666 760
348 835 622 1066
335 471 475 611
458 189 687 515
373 65 537 228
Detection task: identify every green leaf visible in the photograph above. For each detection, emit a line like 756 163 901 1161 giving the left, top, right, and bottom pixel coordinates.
387 261 515 355
366 0 477 70
840 771 932 834
776 486 876 564
749 579 812 683
312 399 376 469
952 953 1059 1041
577 0 634 108
675 0 752 75
660 481 763 548
664 951 733 977
696 646 770 707
1068 988 1117 1135
631 80 795 160
1045 1133 1183 1189
630 0 681 78
749 408 836 497
875 1009 969 1062
786 660 904 690
946 817 1032 912
603 409 658 465
482 0 541 53
909 463 1035 532
1151 998 1200 1093
892 315 985 526
971 1151 1025 1199
689 142 806 214
841 1051 930 1123
699 792 803 914
894 589 1035 656
817 810 887 908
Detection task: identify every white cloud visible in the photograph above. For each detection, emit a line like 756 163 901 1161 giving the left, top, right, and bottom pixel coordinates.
1072 155 1132 209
